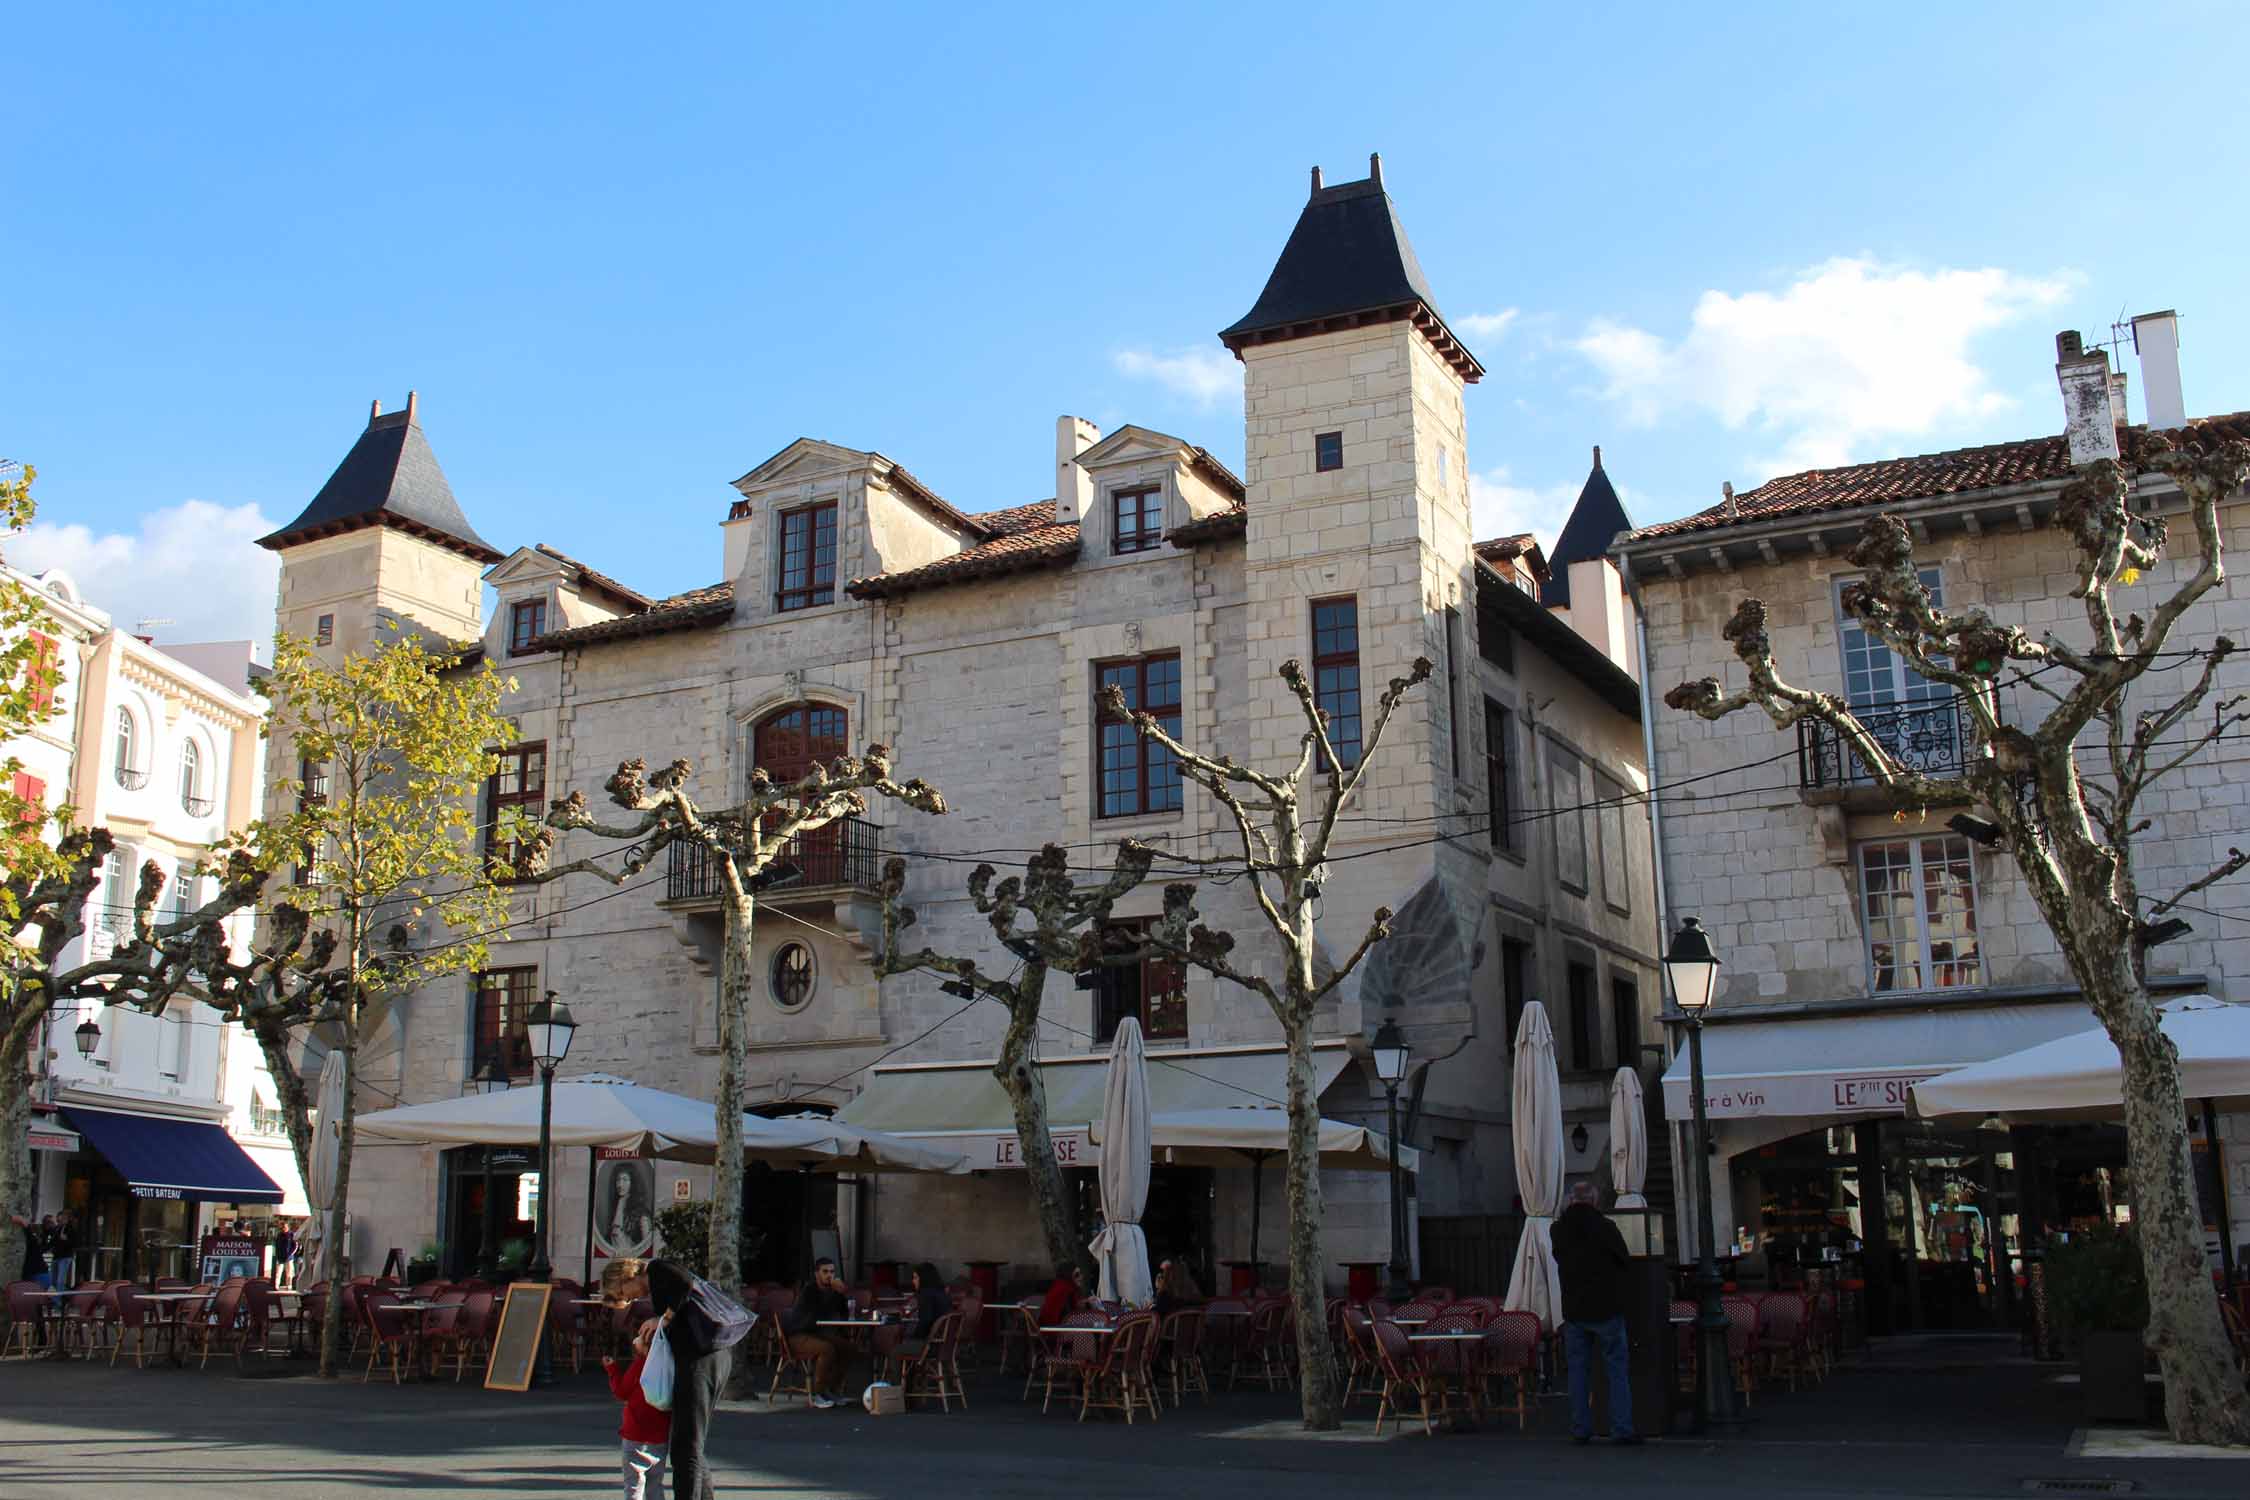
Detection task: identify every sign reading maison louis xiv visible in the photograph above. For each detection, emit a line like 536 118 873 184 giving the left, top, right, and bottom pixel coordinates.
989 1129 1095 1170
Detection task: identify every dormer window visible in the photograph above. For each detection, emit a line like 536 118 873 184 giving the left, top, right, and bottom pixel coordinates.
1112 487 1163 555
508 598 548 656
776 502 837 612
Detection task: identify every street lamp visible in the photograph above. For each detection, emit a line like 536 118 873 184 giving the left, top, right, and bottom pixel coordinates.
74 1016 101 1060
1664 916 1743 1432
525 992 575 1381
1370 1019 1412 1302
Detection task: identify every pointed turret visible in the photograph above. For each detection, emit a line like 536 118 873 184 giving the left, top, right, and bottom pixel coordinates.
1542 445 1632 609
1218 153 1482 381
257 392 500 562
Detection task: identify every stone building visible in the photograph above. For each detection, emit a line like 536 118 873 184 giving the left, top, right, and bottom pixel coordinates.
1615 312 2250 1328
257 158 1662 1292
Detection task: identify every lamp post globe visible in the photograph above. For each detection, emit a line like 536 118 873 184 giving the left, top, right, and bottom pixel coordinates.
73 1016 101 1060
1371 1020 1413 1302
1664 916 1743 1432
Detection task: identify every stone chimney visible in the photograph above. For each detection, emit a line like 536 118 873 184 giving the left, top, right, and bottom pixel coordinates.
2055 331 2120 466
2131 310 2186 431
2110 369 2131 431
1054 416 1100 526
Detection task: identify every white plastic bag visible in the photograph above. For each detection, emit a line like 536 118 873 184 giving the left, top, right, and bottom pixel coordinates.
639 1330 676 1412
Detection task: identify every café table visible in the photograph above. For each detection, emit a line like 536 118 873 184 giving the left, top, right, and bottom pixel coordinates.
1391 1316 1430 1328
26 1290 80 1360
135 1291 210 1367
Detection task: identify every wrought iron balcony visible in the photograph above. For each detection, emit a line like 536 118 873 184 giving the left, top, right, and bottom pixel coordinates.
114 766 148 790
1798 698 1973 790
181 793 214 816
664 816 884 904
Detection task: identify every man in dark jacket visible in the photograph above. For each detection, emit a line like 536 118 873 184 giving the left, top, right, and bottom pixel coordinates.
780 1257 853 1408
1550 1180 1639 1444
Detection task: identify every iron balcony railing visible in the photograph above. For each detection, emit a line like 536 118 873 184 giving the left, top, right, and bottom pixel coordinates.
1798 697 1974 789
181 793 215 816
665 816 884 902
114 766 148 790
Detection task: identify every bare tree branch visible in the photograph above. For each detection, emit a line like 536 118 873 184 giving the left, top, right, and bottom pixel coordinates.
2151 847 2250 918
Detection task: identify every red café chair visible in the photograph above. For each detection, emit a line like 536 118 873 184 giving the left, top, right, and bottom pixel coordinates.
1389 1299 1439 1324
1199 1297 1250 1384
418 1291 468 1378
1755 1291 1814 1390
434 1289 497 1381
898 1310 970 1412
1721 1295 1760 1405
1478 1309 1543 1431
1371 1318 1455 1437
1670 1299 1698 1391
546 1294 587 1375
183 1282 250 1368
1435 1301 1490 1329
1041 1310 1114 1415
1077 1312 1160 1424
61 1282 111 1356
1340 1306 1381 1406
1161 1307 1209 1406
1015 1304 1054 1400
108 1284 170 1368
1414 1310 1484 1420
361 1291 421 1385
5 1281 49 1359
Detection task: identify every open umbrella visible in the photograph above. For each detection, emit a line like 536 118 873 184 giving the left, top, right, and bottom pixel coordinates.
300 1049 347 1281
1913 996 2250 1117
1609 1067 1648 1209
1088 1017 1153 1306
1504 1002 1564 1327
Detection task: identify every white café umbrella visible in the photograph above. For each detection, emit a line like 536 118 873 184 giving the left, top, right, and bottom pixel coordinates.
354 1075 967 1173
301 1049 348 1278
1504 1001 1564 1327
1914 995 2250 1118
1609 1067 1648 1209
1088 1017 1154 1306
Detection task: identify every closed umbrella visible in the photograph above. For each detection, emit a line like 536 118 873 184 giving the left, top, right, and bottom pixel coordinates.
1504 1002 1564 1328
300 1049 347 1280
1088 1017 1154 1306
1609 1067 1648 1209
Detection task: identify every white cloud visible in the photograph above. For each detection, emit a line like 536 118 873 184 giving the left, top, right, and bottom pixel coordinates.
1574 258 2072 476
10 499 281 653
1457 307 1521 342
1469 467 1579 553
1112 346 1240 409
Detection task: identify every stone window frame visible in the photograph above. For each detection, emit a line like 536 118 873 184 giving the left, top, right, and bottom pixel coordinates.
1563 948 1602 1073
1484 698 1521 859
472 965 540 1080
773 500 839 613
506 596 549 657
314 613 334 647
769 939 818 1012
1547 739 1589 896
1110 484 1165 555
1314 430 1344 473
1093 652 1184 819
1309 595 1363 769
484 741 548 875
1091 916 1188 1043
1593 767 1630 916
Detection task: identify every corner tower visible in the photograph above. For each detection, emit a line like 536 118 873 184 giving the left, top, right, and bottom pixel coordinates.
256 392 499 659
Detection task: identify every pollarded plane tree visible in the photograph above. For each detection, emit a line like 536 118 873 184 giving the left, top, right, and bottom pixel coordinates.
513 746 946 1306
1665 428 2250 1446
875 839 1160 1279
1104 654 1432 1431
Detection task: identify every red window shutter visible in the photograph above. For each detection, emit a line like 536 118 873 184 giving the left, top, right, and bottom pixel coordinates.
12 772 44 825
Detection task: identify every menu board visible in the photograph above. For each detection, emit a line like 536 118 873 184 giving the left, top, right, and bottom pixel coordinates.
483 1282 552 1392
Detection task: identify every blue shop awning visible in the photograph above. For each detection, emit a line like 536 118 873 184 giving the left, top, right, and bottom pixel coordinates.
60 1107 284 1204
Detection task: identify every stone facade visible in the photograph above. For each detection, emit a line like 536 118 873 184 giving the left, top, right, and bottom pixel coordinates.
268 165 1663 1291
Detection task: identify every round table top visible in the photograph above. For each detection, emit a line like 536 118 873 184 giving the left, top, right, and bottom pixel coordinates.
1040 1324 1117 1335
1407 1332 1485 1341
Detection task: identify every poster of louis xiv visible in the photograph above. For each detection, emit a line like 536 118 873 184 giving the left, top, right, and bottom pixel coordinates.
592 1150 658 1260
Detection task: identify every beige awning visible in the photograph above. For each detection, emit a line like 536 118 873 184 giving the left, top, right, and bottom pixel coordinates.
1098 1107 1417 1172
837 1041 1356 1171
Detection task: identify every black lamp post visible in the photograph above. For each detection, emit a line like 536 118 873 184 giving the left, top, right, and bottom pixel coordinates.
1370 1019 1412 1302
524 993 576 1381
1664 916 1743 1432
74 1015 101 1061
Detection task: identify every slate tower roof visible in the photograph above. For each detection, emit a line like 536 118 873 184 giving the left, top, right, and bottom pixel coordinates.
257 393 501 562
1219 155 1483 382
1541 446 1632 609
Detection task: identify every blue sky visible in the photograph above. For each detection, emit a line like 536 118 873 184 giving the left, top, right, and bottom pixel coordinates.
6 2 2244 647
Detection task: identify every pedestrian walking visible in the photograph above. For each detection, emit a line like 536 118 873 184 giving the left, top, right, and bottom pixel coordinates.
1551 1180 1640 1445
604 1316 671 1500
49 1211 79 1289
273 1221 298 1289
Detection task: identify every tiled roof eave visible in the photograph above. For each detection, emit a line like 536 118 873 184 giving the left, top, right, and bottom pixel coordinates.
1615 474 2078 556
1167 510 1248 548
253 509 504 565
845 535 1081 600
1218 300 1483 383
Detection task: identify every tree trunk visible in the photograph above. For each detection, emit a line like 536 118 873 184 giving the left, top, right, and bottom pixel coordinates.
708 888 754 1305
0 1025 33 1284
1282 992 1342 1429
251 1019 317 1197
317 1035 358 1379
991 963 1086 1276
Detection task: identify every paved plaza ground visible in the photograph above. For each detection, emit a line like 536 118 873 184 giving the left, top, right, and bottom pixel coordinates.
1 1333 2244 1499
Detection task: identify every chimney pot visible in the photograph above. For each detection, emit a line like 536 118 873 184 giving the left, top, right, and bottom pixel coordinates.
1310 165 1324 194
2130 310 2186 431
2056 336 2121 466
405 390 419 425
1592 444 1602 470
2109 370 2131 430
1722 481 1737 518
370 398 382 423
1369 152 1384 188
2056 330 2084 359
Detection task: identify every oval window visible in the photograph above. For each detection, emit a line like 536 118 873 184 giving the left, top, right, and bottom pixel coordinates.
770 942 816 1010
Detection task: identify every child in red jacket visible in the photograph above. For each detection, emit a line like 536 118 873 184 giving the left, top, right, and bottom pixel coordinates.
603 1319 670 1500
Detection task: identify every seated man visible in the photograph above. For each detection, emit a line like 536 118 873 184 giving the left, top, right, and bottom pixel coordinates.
781 1257 853 1409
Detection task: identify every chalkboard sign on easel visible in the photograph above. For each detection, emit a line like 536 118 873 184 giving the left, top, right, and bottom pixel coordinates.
483 1282 552 1392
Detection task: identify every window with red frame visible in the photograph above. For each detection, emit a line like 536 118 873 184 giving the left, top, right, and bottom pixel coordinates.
508 599 548 656
484 742 547 875
473 967 539 1078
1093 919 1188 1043
775 502 837 612
1310 597 1362 768
1095 654 1182 817
1111 487 1163 554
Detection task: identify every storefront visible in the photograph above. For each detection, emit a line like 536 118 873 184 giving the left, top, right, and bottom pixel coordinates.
1658 997 2122 1334
56 1105 285 1282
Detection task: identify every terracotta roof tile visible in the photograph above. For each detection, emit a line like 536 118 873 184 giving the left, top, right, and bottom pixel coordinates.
531 543 652 611
1622 412 2250 546
535 581 733 649
1167 504 1248 547
846 507 1080 599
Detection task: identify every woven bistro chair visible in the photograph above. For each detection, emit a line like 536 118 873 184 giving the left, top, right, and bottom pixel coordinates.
1160 1307 1209 1406
899 1310 970 1412
181 1282 250 1368
767 1313 820 1405
1434 1301 1492 1329
416 1291 467 1377
1340 1307 1381 1406
1016 1304 1054 1400
1755 1291 1814 1390
1371 1318 1455 1437
361 1291 421 1385
1233 1298 1295 1390
750 1289 795 1373
998 1299 1037 1376
1721 1295 1760 1405
4 1281 49 1359
1040 1311 1113 1415
60 1282 110 1356
429 1288 495 1381
545 1292 587 1374
108 1284 170 1368
1389 1299 1439 1325
1414 1310 1484 1421
1078 1312 1160 1424
1479 1309 1543 1431
1198 1298 1250 1385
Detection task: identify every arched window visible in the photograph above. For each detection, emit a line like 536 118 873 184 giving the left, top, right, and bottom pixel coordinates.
179 739 204 812
752 705 849 884
114 707 143 787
